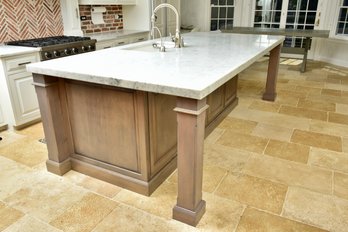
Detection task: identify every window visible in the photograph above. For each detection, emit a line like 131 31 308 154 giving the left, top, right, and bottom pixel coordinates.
253 0 320 48
336 0 348 35
254 0 282 28
210 0 235 31
285 0 318 48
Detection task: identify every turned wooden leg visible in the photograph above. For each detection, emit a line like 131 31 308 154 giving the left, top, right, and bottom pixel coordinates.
33 74 74 175
263 44 281 101
173 97 208 226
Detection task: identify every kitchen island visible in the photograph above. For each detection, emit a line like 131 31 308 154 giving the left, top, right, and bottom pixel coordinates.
27 32 284 226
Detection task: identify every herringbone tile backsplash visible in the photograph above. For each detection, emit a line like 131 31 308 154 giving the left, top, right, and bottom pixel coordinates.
0 0 64 43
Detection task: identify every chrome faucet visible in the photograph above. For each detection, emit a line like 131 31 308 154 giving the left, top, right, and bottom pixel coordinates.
151 3 184 51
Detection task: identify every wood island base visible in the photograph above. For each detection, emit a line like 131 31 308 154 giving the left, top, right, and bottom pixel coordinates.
33 74 238 196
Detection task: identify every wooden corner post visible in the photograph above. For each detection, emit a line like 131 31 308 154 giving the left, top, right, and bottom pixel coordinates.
173 97 208 226
263 44 281 101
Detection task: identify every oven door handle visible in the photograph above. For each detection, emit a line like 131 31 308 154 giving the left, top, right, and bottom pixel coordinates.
18 61 32 66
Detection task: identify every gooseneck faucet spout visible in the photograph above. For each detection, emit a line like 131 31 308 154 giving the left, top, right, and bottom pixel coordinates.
151 3 184 51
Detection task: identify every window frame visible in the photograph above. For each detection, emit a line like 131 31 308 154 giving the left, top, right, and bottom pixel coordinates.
331 0 348 40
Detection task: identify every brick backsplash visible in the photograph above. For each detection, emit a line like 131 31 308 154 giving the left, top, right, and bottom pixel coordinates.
79 5 123 34
0 0 64 43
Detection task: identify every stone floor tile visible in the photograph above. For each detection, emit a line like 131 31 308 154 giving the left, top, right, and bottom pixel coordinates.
217 117 257 134
248 100 281 113
50 193 118 232
310 120 348 138
279 105 328 121
236 207 328 232
243 154 332 194
92 204 198 232
336 103 348 115
168 165 228 193
0 138 47 167
321 88 342 96
205 127 225 144
291 129 342 152
197 193 245 231
251 123 293 142
298 99 336 112
15 122 45 140
0 201 24 231
0 156 34 200
4 174 88 222
203 143 251 173
274 94 300 106
113 181 177 220
308 148 348 173
3 215 62 232
308 93 348 105
264 139 310 164
282 187 348 232
216 130 269 154
278 89 309 99
288 79 325 88
215 173 287 214
0 131 26 148
334 172 348 200
63 171 122 198
329 112 348 125
295 86 322 96
343 137 348 153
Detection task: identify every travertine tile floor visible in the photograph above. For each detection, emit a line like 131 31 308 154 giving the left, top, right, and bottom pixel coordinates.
1 59 348 231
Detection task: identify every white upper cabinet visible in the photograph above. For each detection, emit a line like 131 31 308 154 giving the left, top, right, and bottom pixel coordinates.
78 0 136 5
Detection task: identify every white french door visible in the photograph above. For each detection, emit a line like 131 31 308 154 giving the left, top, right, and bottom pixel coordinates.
253 0 322 48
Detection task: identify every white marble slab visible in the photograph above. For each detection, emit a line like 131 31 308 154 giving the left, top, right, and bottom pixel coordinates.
27 32 284 99
86 30 149 42
0 45 39 58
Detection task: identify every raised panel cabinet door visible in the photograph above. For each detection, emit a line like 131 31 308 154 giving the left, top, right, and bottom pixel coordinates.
206 85 225 124
148 93 177 177
8 72 40 125
224 76 238 106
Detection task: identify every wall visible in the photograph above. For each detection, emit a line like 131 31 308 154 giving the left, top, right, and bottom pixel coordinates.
123 2 151 31
0 0 63 43
79 5 123 34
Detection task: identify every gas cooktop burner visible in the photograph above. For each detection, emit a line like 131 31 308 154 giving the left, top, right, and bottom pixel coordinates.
6 36 92 47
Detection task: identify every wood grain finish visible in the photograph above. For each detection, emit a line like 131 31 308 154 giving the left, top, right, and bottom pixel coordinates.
263 44 281 101
33 74 238 223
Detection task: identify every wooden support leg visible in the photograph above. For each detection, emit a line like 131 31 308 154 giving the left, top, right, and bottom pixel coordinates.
173 97 209 226
263 44 281 101
33 74 74 175
301 37 311 73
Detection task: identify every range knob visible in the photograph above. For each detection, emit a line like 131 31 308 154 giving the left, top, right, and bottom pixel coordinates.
88 45 95 51
72 48 79 54
82 45 92 52
53 51 60 58
44 52 52 59
64 48 72 55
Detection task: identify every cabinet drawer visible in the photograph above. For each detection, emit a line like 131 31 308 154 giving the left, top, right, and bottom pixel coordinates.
5 54 38 73
112 39 129 47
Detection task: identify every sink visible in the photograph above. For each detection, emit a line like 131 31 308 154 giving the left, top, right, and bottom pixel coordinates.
123 41 176 53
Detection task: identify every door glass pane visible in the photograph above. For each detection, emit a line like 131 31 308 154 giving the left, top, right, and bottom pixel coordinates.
211 0 234 30
285 0 318 48
253 0 283 28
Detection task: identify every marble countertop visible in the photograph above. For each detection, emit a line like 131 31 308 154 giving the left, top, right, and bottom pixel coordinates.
27 32 284 99
0 45 39 58
87 30 149 42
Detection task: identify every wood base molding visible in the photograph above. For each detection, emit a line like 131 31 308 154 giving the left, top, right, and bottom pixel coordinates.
173 200 206 226
262 92 277 101
70 156 177 196
46 159 71 176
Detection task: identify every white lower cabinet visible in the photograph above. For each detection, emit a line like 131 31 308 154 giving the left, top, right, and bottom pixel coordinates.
0 52 41 129
96 32 149 50
0 104 6 130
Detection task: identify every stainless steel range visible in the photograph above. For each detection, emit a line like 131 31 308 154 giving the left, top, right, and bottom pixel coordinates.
6 36 96 61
